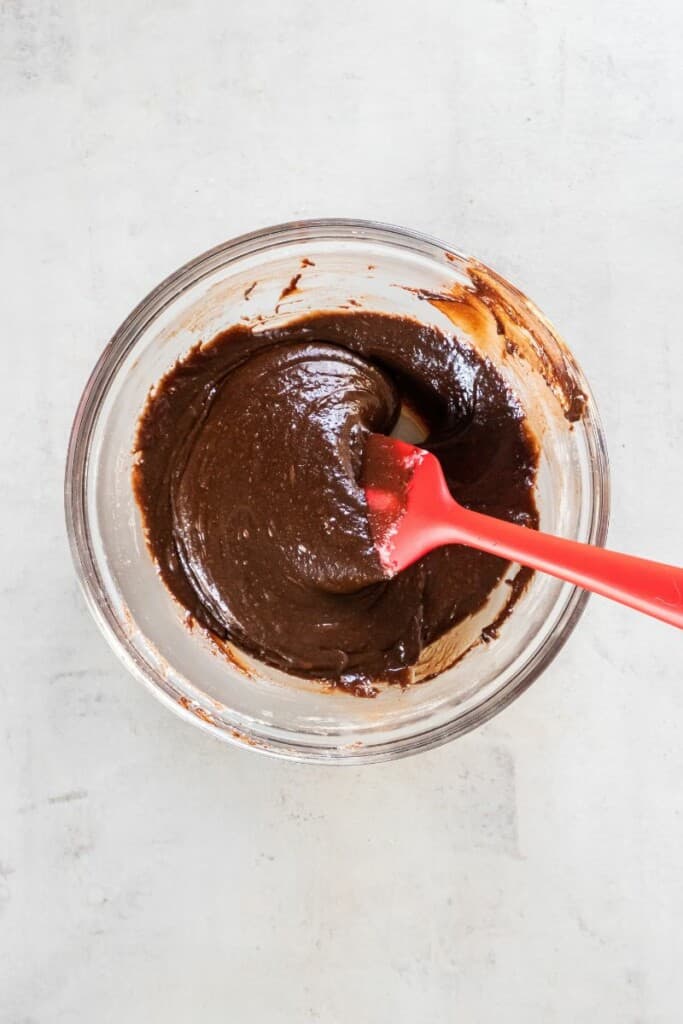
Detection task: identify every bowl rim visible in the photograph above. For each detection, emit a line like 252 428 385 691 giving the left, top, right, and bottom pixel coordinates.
64 217 611 764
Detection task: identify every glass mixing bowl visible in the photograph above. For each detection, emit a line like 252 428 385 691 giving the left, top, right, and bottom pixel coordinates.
65 219 609 763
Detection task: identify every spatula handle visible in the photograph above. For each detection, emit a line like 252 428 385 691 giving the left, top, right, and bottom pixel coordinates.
456 508 683 628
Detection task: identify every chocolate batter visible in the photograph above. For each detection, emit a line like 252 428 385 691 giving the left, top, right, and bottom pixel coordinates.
133 311 539 695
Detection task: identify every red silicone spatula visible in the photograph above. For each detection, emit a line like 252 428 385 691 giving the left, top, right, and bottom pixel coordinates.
363 435 683 629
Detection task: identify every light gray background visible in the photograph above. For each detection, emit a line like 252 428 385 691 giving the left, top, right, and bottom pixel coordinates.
2 1 682 1021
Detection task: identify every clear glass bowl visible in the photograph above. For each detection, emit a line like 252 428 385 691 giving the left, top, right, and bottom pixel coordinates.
65 219 609 763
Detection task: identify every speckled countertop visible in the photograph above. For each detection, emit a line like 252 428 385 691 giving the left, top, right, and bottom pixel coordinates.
2 1 682 1020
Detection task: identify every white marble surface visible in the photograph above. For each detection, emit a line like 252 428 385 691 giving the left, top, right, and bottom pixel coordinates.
2 1 682 1020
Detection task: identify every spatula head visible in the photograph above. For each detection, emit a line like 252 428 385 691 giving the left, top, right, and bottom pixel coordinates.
363 434 458 575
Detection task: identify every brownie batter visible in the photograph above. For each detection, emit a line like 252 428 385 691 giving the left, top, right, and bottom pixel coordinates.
133 311 539 695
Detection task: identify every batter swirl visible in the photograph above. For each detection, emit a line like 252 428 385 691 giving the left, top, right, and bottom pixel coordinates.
133 311 539 694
